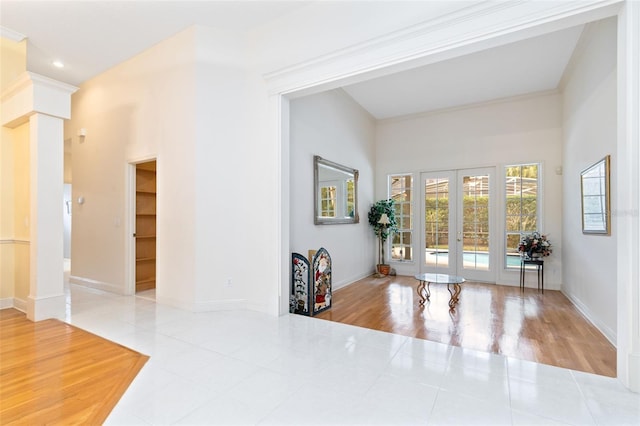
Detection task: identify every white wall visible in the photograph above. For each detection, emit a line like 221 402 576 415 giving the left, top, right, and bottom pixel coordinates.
290 89 376 289
192 26 280 311
376 92 564 286
67 28 198 307
561 18 617 343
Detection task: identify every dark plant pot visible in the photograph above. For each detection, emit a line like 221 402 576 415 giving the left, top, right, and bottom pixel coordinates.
378 264 391 275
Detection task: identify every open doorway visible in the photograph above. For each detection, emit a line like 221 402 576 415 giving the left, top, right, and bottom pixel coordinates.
63 138 72 280
63 183 72 275
134 160 156 298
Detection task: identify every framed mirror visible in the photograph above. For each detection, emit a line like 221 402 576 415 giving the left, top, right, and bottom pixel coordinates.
314 155 359 224
581 155 611 235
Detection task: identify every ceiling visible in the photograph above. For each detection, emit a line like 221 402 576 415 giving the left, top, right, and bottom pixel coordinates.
0 0 313 86
1 1 583 120
343 25 584 119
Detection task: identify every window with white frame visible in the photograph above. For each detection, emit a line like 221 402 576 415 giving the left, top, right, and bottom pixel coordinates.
319 185 337 217
389 174 413 262
505 164 539 268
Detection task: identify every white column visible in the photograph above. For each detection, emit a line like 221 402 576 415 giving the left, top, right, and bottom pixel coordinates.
617 0 640 392
27 113 65 321
2 72 77 322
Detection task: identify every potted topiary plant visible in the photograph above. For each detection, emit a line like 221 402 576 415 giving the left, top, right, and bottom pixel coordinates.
368 199 398 276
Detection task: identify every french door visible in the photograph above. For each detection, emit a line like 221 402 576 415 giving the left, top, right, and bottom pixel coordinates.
420 167 495 282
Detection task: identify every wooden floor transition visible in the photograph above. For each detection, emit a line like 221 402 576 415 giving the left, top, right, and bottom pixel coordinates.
0 308 148 425
315 275 616 377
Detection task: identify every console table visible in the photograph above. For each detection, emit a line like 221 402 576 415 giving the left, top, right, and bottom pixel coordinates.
520 258 544 293
414 273 465 310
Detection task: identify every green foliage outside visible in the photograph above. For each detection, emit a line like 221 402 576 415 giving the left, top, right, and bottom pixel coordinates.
425 195 537 251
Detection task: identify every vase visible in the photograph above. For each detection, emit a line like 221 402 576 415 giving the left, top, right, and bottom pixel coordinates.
377 264 390 275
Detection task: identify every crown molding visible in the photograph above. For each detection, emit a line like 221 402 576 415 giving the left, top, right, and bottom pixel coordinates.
0 26 26 42
1 71 79 127
263 0 622 96
1 71 78 102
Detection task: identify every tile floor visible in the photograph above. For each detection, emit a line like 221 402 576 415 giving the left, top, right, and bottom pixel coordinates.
63 283 639 425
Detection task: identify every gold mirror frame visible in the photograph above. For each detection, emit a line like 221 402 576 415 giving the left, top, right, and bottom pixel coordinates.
314 156 359 225
581 155 611 235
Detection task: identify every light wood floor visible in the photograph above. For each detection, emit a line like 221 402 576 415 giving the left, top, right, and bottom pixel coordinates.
0 308 148 425
315 275 616 377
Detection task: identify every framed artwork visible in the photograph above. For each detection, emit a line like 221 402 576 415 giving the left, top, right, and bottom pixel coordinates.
291 253 311 316
581 155 611 235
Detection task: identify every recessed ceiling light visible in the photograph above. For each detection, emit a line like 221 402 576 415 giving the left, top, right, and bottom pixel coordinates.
52 60 64 68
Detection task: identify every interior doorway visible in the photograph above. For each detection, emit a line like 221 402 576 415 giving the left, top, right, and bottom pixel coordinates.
421 167 495 282
134 160 157 295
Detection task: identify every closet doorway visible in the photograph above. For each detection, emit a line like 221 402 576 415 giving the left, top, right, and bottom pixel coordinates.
134 160 156 294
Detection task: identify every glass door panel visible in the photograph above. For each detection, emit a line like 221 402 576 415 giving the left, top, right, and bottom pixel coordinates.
421 168 495 282
423 173 455 274
457 169 494 282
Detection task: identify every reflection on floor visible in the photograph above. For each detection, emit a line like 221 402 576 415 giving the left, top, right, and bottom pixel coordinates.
315 275 616 377
57 282 638 425
136 289 156 301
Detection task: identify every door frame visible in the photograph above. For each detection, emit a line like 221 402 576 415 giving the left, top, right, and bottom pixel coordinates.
125 157 157 296
455 167 496 282
420 167 496 283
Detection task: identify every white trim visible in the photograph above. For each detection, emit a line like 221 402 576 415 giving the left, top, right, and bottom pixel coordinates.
264 1 621 95
332 271 373 292
0 298 13 310
26 294 65 321
1 71 78 102
0 239 29 245
616 0 640 392
563 290 617 346
0 26 26 42
277 95 290 316
1 71 78 128
68 275 126 295
13 297 27 313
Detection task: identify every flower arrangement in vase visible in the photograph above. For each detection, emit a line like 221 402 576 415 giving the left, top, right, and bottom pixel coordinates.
518 232 552 259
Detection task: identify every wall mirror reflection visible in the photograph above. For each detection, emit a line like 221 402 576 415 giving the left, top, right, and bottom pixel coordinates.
581 155 611 235
314 155 359 224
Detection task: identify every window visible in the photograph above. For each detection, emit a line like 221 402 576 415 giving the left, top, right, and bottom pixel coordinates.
505 164 539 268
319 185 337 217
389 175 413 261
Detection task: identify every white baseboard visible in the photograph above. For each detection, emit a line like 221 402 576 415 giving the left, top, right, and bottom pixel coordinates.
1 297 27 312
69 275 125 295
13 297 27 312
562 290 617 347
333 271 375 291
27 294 65 321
